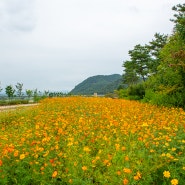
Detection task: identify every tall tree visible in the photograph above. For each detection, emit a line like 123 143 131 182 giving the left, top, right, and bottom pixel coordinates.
26 89 33 99
122 61 139 86
146 33 168 74
15 82 23 97
5 85 15 99
171 3 185 41
145 3 185 107
123 44 152 84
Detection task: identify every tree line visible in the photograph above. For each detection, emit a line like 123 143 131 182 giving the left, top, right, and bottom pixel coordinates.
0 82 67 100
119 3 185 108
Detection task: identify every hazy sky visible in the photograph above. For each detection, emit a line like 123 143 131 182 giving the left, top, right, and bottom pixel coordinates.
0 0 184 92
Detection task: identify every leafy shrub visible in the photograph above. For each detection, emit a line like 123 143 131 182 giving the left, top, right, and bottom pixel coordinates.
127 83 145 100
0 99 29 106
143 89 185 108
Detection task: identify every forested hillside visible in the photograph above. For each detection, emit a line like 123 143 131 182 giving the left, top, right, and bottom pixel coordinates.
119 3 185 108
70 74 122 95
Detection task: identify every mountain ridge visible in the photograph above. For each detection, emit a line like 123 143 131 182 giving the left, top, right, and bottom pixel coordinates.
70 74 122 95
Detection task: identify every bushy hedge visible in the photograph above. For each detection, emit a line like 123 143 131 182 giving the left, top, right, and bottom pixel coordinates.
0 99 29 106
143 89 185 109
118 83 145 100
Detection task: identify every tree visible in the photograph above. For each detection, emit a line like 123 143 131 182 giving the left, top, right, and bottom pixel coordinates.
171 3 185 41
146 33 168 74
5 85 15 99
143 3 185 107
122 61 139 86
15 82 23 97
123 44 152 84
26 89 33 99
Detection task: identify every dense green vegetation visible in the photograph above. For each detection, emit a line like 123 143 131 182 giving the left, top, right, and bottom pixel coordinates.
70 74 122 95
119 3 185 109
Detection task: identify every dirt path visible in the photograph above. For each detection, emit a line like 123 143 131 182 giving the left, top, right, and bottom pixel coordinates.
0 103 39 111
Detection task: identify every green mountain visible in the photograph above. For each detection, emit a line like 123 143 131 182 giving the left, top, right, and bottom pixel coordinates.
70 74 122 95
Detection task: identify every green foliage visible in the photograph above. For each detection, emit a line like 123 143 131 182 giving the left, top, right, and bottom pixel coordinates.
122 61 139 85
118 83 145 100
116 89 129 99
0 99 29 106
49 92 64 97
15 82 23 97
123 44 152 83
143 88 185 108
26 89 33 98
70 74 122 95
120 3 185 109
171 3 185 41
5 85 15 99
127 83 145 100
146 33 168 74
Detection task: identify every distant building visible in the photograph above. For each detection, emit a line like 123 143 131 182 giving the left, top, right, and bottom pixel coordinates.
94 93 97 97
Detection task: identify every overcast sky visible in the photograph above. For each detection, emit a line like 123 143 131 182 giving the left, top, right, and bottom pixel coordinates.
0 0 184 92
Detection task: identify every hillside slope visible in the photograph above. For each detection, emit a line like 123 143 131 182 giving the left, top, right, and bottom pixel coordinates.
70 74 122 95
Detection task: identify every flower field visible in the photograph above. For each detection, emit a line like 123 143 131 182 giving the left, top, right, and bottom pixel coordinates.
0 97 185 185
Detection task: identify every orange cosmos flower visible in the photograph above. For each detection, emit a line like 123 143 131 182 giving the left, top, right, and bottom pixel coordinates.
123 178 129 185
14 150 19 157
52 171 58 178
116 170 121 175
134 171 142 180
0 160 2 166
123 168 132 174
122 146 126 151
50 159 55 164
82 166 87 171
125 156 129 161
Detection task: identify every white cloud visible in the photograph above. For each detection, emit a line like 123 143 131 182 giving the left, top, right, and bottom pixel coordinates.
0 0 36 32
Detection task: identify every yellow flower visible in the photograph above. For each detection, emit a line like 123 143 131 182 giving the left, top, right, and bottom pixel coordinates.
52 171 58 178
171 179 178 185
166 153 171 158
115 143 120 151
163 170 170 178
83 146 91 152
68 179 73 183
171 147 176 151
20 154 25 160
